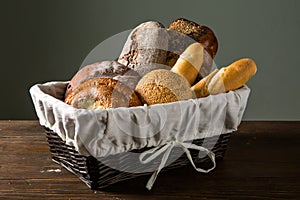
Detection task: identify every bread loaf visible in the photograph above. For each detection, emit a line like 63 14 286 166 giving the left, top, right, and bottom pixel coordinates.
167 18 218 79
135 69 195 105
191 69 219 98
118 21 168 70
65 61 136 98
171 43 204 85
65 61 130 97
65 78 141 109
191 58 257 98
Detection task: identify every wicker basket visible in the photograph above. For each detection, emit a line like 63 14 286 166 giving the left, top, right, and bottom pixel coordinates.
30 81 250 190
45 127 231 190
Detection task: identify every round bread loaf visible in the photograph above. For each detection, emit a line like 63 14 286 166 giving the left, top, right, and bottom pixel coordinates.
65 77 141 110
135 69 195 105
65 61 140 98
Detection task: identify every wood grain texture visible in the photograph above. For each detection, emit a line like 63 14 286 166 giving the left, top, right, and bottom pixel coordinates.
0 120 299 199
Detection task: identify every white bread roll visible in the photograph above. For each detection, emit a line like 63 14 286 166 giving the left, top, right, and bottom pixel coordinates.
171 43 204 85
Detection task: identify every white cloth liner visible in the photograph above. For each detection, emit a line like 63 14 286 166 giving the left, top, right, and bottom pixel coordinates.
29 81 250 189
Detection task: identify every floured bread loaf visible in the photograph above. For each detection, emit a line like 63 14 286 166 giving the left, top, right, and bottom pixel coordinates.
135 69 195 105
118 21 168 70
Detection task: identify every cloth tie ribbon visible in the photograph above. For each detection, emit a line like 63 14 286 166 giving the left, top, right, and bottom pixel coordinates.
139 140 216 190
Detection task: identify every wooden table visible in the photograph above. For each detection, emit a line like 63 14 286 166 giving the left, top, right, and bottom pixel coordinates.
0 121 299 199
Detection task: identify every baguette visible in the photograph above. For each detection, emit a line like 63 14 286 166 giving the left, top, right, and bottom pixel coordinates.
191 69 219 98
191 58 257 98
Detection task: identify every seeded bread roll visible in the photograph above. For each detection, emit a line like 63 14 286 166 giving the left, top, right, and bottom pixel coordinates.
65 61 140 98
65 78 141 109
135 69 195 105
167 18 218 79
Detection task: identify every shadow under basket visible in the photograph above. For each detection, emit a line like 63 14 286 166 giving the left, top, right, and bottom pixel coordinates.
44 127 232 190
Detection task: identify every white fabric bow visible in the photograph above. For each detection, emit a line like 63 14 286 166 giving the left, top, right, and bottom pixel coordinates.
139 141 216 190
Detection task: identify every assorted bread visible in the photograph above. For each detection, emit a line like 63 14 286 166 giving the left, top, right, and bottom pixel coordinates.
64 18 257 110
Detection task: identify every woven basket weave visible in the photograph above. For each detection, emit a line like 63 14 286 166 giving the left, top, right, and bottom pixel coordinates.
45 127 231 190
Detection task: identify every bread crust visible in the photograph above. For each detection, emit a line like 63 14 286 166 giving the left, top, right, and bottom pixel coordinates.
135 69 195 105
191 69 219 98
65 61 132 98
171 43 204 85
65 77 141 109
118 21 168 70
192 58 257 98
168 18 218 59
136 83 178 105
167 18 218 79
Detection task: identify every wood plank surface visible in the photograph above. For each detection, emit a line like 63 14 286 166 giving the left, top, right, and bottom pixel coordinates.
0 120 299 199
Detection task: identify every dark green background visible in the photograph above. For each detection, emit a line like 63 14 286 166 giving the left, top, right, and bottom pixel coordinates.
1 0 299 119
